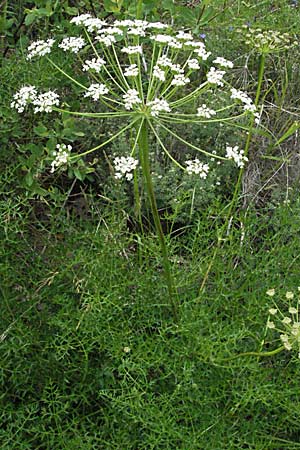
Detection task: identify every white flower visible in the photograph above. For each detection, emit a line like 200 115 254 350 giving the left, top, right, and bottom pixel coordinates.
151 34 173 44
50 144 72 173
282 317 292 324
58 37 85 53
147 98 171 116
266 320 275 329
11 85 37 113
266 288 275 297
84 84 109 101
225 145 248 168
289 306 298 314
286 292 294 300
186 159 209 178
268 308 278 315
187 59 200 70
128 27 146 37
122 89 142 110
83 17 106 32
213 57 234 68
32 91 59 113
114 156 138 180
27 39 55 59
70 14 92 25
176 31 193 41
121 45 143 55
82 58 106 73
197 104 216 118
124 64 139 77
153 65 166 81
171 74 190 86
95 34 116 46
206 67 226 86
280 334 292 351
192 45 211 60
147 22 169 30
156 56 173 68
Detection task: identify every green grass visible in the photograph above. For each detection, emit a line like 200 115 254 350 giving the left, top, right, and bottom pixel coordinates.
2 192 300 449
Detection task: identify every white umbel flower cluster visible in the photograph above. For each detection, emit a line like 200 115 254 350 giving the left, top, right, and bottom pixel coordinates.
10 85 38 112
225 145 248 168
122 89 142 110
32 91 60 113
206 67 226 86
186 159 209 178
114 156 138 181
50 144 72 173
197 104 216 118
82 57 106 73
171 74 190 86
27 39 55 59
58 37 86 53
84 84 109 101
153 65 166 81
124 64 139 77
121 45 143 55
230 88 261 123
213 57 234 68
147 98 171 117
187 59 200 70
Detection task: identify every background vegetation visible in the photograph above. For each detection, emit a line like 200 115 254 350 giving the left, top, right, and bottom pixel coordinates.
1 1 300 448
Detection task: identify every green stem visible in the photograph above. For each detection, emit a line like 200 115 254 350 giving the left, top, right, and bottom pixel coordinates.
220 345 285 362
138 119 178 319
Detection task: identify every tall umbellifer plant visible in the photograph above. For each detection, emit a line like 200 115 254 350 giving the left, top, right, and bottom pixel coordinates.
11 14 260 319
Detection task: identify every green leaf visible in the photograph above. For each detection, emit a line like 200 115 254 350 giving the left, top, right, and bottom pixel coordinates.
275 121 300 147
34 124 49 137
25 171 34 187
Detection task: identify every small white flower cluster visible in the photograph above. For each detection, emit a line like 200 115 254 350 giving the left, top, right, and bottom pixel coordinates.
186 159 209 178
70 14 106 32
213 57 234 68
123 89 142 110
187 41 211 60
121 45 143 55
27 39 55 59
84 84 109 101
171 73 190 87
187 59 200 70
50 144 72 173
32 91 60 113
206 67 226 86
197 104 216 118
230 88 261 123
176 31 193 41
153 65 166 81
114 156 138 181
10 85 38 113
11 86 59 113
225 145 248 168
266 288 300 357
124 64 139 77
58 37 86 53
150 34 182 49
95 34 116 47
147 98 171 117
82 57 106 73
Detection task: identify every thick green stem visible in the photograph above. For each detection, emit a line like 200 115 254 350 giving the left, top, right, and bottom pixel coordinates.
219 345 285 363
138 119 178 319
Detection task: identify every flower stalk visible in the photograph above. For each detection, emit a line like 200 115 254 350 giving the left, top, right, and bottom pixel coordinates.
138 119 178 319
